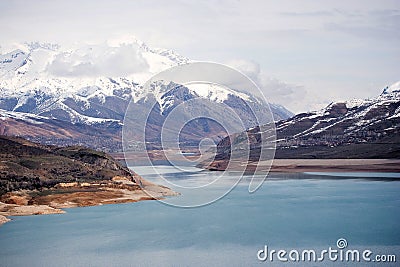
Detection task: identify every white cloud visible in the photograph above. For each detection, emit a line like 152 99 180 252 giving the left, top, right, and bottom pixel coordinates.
227 59 326 113
226 59 261 80
0 0 398 112
46 43 149 77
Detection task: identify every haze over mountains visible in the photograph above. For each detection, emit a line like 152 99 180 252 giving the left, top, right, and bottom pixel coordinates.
0 40 293 151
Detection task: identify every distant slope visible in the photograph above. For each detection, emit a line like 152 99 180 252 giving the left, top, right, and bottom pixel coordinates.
211 83 400 161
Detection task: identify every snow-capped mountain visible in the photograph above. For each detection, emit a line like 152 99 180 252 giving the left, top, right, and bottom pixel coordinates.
213 83 400 159
0 49 28 75
0 39 293 151
275 84 400 143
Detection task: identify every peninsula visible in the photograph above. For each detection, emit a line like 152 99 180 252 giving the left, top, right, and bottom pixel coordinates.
0 136 176 225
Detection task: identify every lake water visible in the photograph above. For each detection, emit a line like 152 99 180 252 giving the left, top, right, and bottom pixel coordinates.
0 167 399 266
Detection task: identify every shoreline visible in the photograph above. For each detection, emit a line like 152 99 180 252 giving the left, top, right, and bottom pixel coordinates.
3 158 399 226
270 159 400 173
0 179 178 226
205 159 400 173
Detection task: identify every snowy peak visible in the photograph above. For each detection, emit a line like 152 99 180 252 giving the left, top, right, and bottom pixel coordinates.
153 48 189 65
274 84 400 146
387 81 400 93
378 82 400 101
313 82 400 112
0 49 28 76
141 80 292 121
0 38 189 93
0 39 292 122
185 82 252 103
0 38 294 151
25 41 60 52
215 83 400 161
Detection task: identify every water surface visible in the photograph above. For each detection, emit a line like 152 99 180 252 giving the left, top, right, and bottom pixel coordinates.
0 168 399 266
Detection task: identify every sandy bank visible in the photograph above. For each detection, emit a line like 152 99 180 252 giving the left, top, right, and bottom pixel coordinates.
270 159 400 172
205 159 400 173
0 182 178 226
0 202 65 225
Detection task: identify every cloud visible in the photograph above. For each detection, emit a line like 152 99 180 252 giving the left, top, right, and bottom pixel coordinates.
1 0 398 113
46 43 149 77
259 78 312 113
227 59 328 113
226 59 261 82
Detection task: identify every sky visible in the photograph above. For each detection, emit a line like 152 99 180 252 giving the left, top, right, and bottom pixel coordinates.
0 0 399 113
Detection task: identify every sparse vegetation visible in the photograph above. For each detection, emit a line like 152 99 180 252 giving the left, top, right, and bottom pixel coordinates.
0 135 135 196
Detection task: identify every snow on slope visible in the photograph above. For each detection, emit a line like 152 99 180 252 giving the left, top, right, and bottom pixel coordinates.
0 38 293 126
185 82 252 103
0 39 187 98
0 109 47 124
388 81 400 93
0 49 29 77
275 83 400 140
0 106 120 125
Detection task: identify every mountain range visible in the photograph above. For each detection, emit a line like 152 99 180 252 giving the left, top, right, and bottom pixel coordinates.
0 40 293 151
213 82 400 161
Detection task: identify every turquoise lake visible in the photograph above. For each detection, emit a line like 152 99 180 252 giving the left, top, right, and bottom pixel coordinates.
0 167 399 266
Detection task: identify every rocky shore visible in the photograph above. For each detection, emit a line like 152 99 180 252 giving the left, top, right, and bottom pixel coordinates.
0 135 178 226
0 179 177 226
0 214 11 224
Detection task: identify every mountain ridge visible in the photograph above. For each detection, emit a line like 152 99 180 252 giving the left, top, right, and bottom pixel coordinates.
0 40 293 150
210 84 400 162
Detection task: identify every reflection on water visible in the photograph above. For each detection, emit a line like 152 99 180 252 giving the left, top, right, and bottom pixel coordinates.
0 169 399 267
